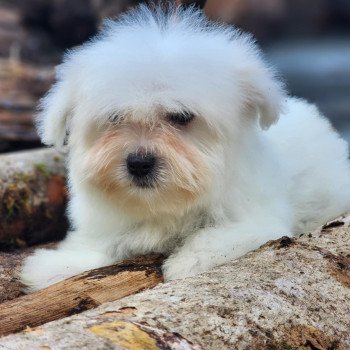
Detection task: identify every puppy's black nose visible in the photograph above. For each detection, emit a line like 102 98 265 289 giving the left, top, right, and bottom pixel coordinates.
127 153 156 178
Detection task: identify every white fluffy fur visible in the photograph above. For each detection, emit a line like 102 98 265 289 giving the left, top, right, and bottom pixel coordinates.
21 5 350 292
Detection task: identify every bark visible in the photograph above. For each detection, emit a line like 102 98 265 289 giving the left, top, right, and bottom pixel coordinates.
0 148 68 248
0 59 54 149
0 243 56 303
0 254 164 337
1 215 350 349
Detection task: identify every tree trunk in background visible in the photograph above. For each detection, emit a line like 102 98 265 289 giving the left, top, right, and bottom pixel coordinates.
0 148 68 248
1 216 350 349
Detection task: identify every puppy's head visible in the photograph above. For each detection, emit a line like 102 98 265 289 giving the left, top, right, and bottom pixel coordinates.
36 5 285 218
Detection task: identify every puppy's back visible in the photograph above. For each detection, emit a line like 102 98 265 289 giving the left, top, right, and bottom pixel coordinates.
267 97 350 233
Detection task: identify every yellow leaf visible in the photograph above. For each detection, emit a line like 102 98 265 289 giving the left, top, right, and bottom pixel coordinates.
89 321 160 350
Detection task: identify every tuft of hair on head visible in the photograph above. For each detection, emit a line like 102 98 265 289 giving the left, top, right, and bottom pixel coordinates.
35 2 285 149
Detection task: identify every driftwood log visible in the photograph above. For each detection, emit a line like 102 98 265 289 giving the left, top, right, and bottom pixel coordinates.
0 254 164 337
0 148 68 248
0 215 350 348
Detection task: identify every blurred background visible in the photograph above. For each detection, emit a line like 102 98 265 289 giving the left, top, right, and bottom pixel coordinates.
0 0 349 153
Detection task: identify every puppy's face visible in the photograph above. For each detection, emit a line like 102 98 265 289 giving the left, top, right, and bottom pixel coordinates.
36 6 285 218
78 109 218 217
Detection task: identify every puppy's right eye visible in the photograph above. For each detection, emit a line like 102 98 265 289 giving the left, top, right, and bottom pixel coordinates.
167 111 195 126
108 113 120 123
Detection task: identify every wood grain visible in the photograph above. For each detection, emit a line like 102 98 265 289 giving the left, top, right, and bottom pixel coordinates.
0 254 164 336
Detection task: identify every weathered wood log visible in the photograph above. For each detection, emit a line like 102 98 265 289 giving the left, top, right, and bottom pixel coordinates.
1 216 349 348
0 5 25 59
0 148 68 248
0 59 53 103
0 254 164 337
0 243 56 303
0 59 54 149
0 99 37 147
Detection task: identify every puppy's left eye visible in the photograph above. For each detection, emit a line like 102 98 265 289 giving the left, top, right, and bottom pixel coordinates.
108 113 120 123
167 111 195 126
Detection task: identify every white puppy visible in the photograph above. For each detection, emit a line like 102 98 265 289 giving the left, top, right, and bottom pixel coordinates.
21 5 350 292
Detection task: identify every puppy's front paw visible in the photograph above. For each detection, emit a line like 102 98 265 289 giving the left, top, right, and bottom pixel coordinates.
20 247 114 292
162 253 204 281
20 249 84 292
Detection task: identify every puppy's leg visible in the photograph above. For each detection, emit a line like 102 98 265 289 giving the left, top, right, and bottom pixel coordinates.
20 232 117 292
163 220 290 280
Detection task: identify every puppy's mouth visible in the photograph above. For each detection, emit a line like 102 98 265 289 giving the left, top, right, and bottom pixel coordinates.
130 175 157 189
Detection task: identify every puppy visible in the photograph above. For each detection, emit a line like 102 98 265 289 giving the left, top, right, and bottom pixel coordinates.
21 5 350 292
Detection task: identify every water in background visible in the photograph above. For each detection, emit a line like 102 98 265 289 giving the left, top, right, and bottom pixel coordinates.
266 37 350 144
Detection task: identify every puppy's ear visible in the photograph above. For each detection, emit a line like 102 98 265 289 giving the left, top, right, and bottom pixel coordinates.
36 65 74 147
238 52 285 130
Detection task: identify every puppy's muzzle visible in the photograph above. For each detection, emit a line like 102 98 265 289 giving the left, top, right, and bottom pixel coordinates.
126 152 157 188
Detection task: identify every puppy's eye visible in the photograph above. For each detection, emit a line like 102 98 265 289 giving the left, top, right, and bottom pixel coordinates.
108 113 120 123
167 111 195 126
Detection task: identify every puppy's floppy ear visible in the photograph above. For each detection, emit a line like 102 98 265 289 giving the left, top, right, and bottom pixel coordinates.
36 64 74 147
238 50 285 130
